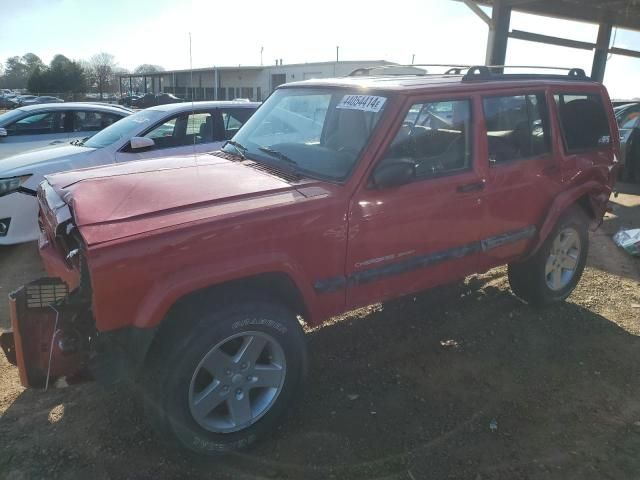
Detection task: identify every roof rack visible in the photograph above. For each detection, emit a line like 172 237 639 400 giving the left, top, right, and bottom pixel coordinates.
347 64 472 77
461 65 591 82
346 64 593 82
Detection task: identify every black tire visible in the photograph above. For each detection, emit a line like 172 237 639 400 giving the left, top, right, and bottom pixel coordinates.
141 292 307 455
508 209 589 306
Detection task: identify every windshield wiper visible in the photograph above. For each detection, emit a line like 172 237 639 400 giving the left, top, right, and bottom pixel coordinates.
258 146 297 165
223 140 247 160
70 136 90 147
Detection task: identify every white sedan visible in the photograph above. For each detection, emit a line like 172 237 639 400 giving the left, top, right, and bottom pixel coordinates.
0 103 131 159
0 101 259 244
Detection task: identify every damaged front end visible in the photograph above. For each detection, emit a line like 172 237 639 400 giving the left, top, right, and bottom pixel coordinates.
6 278 93 388
1 180 95 388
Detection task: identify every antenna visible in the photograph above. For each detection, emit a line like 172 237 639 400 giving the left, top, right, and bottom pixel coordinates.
189 32 196 155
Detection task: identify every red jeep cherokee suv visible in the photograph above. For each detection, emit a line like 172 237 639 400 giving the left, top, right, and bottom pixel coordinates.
3 66 618 454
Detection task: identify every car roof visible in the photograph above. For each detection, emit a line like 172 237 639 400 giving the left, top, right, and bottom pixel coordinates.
15 102 132 114
147 100 261 112
281 74 600 94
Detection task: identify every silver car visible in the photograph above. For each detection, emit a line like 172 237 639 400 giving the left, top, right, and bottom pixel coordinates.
0 103 132 159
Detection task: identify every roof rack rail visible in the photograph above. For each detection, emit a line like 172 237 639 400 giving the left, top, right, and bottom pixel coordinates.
462 65 592 82
347 64 471 77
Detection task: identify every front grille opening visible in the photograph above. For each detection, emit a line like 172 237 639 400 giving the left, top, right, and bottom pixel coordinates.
25 280 68 308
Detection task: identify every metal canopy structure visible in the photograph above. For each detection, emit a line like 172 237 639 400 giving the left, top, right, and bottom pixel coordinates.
460 0 640 81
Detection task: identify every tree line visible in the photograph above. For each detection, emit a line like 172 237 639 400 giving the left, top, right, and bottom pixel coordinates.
0 53 164 99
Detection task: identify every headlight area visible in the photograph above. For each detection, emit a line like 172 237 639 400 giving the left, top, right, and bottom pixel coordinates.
0 174 34 197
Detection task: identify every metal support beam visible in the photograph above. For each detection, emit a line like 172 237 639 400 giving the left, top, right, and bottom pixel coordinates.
509 30 595 51
591 22 612 82
487 0 512 69
462 0 492 27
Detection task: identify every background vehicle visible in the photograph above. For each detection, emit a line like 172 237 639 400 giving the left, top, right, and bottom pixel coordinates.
132 92 183 108
13 95 37 106
615 102 640 182
0 100 258 244
119 94 141 107
3 67 618 454
20 95 64 106
0 96 18 109
0 103 130 160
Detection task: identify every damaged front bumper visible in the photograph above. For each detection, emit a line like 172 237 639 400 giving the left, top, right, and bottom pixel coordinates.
3 278 91 388
2 276 157 389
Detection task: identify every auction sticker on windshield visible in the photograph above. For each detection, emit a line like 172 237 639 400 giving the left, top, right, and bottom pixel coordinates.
337 95 386 112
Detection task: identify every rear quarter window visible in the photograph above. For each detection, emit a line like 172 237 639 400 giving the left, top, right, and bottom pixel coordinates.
554 93 611 152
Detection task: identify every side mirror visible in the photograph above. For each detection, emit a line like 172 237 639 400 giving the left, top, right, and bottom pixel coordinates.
0 128 7 138
371 159 416 189
130 136 155 150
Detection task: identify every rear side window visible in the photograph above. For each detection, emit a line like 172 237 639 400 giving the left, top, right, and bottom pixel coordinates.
380 99 472 180
73 111 122 132
554 94 611 152
221 108 255 140
5 111 67 136
483 94 550 164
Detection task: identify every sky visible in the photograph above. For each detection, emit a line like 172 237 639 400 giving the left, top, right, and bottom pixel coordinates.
1 0 640 98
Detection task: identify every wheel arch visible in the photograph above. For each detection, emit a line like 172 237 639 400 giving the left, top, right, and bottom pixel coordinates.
529 180 610 257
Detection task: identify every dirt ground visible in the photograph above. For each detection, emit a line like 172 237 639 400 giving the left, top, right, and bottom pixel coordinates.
0 185 639 480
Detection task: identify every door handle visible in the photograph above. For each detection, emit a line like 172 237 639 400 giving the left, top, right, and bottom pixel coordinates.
456 180 485 193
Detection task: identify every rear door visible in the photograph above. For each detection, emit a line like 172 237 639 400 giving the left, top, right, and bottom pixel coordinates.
71 110 123 142
345 95 486 309
115 110 223 162
219 107 256 141
1 110 71 156
477 90 561 267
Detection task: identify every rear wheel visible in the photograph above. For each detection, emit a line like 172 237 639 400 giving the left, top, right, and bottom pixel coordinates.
508 210 588 306
142 294 307 454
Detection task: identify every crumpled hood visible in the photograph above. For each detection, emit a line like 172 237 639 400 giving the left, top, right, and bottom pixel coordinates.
46 153 306 244
0 144 95 176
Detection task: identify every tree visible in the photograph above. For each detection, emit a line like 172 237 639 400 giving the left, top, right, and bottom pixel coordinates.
134 64 164 74
27 54 87 96
88 52 116 99
1 53 44 89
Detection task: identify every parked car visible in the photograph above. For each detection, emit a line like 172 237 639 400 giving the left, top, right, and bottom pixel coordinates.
0 103 130 160
20 96 64 106
0 100 257 244
615 102 640 182
0 96 19 109
3 67 618 455
14 95 37 106
119 94 141 107
131 92 183 108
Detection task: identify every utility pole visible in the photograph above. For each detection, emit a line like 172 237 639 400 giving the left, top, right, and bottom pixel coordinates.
412 54 415 65
260 46 264 66
336 46 339 62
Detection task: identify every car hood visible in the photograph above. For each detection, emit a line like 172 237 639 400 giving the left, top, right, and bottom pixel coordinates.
46 153 314 245
0 144 95 176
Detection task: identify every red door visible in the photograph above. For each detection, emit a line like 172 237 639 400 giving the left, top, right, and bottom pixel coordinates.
345 95 486 309
477 90 562 267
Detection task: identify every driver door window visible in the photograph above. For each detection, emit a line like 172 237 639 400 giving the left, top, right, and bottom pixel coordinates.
380 99 472 180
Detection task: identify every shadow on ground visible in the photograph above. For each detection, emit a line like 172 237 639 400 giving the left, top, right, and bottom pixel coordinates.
1 271 640 480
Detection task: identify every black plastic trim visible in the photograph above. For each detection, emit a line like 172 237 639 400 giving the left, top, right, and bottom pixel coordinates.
313 226 537 294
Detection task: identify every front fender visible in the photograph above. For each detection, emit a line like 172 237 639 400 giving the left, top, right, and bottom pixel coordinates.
127 252 317 330
529 180 611 257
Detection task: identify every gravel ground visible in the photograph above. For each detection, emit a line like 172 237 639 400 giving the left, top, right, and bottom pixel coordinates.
0 185 639 480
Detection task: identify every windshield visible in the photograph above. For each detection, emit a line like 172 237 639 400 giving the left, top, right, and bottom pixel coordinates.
223 88 388 181
0 108 27 126
83 108 166 149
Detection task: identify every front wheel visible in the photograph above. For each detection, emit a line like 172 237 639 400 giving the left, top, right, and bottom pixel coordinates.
508 210 588 306
142 295 307 454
